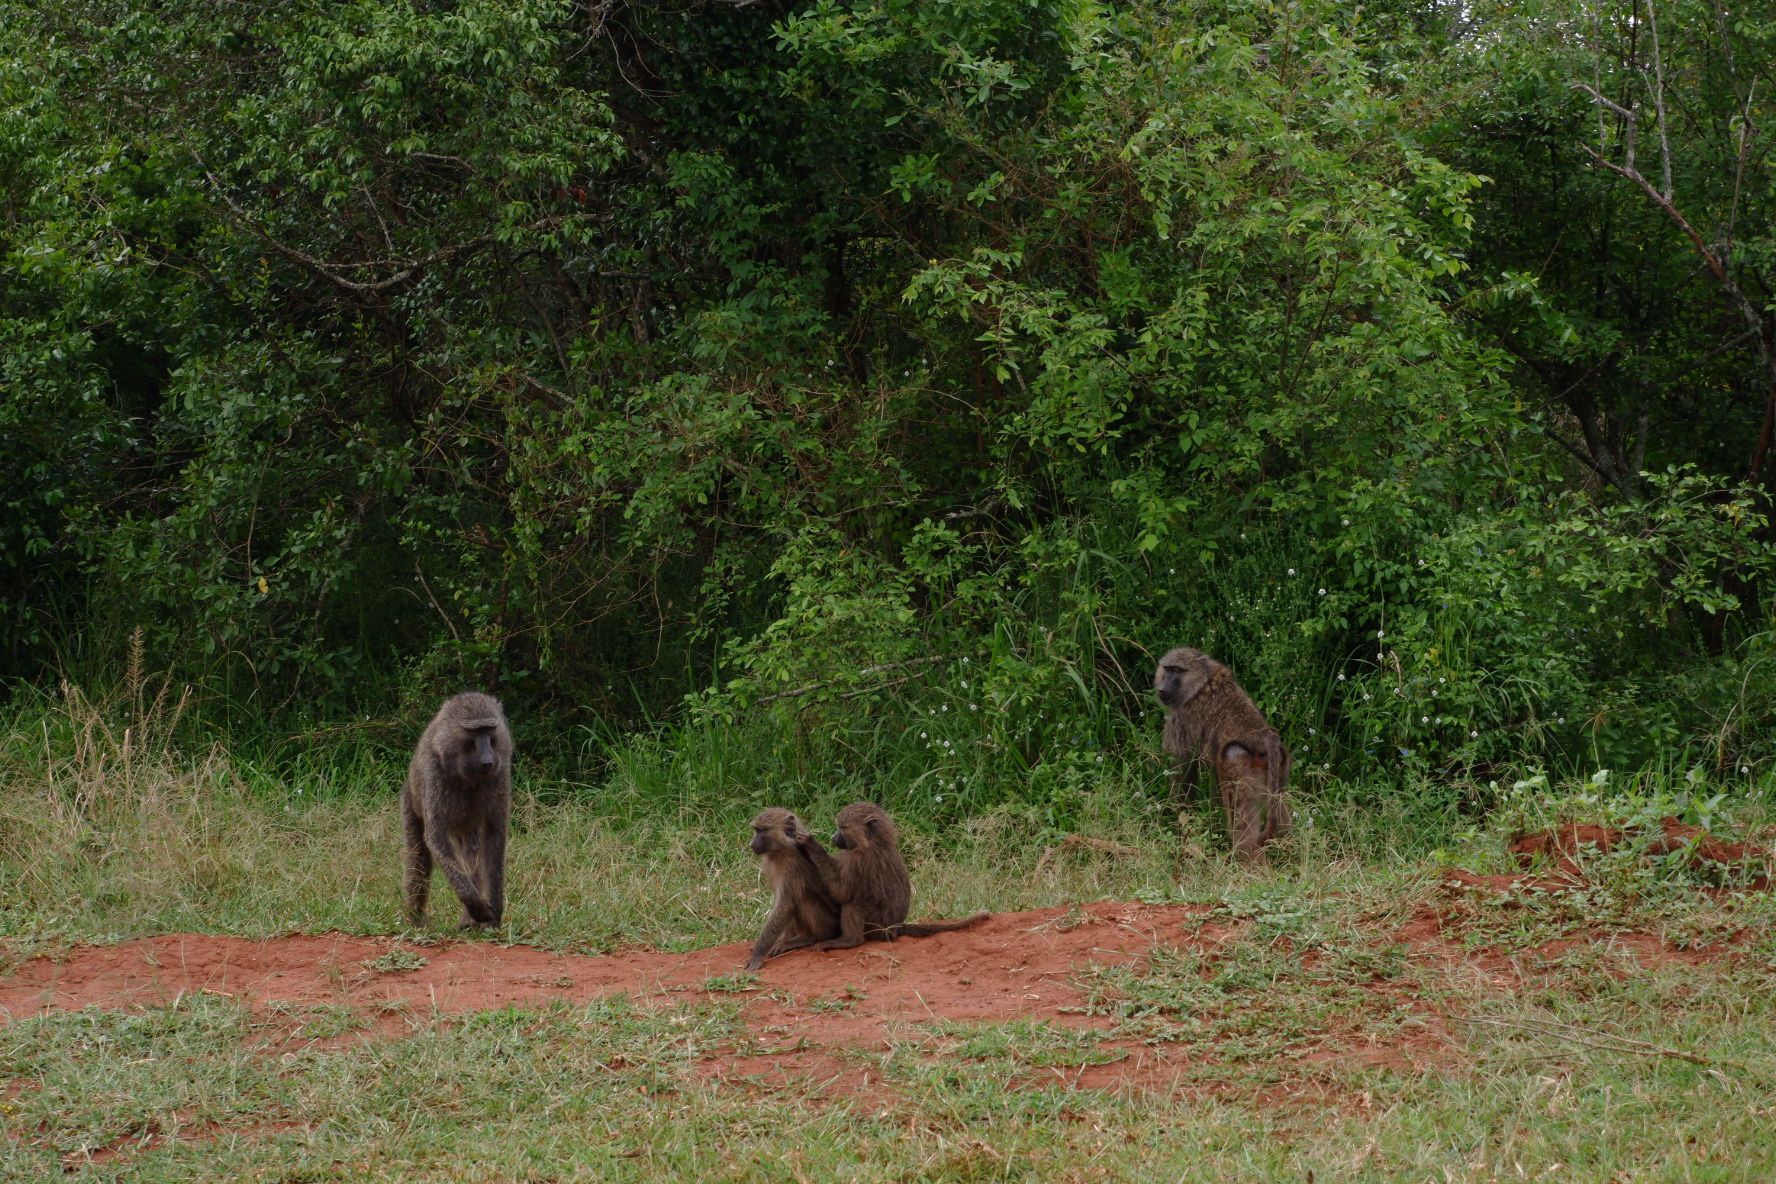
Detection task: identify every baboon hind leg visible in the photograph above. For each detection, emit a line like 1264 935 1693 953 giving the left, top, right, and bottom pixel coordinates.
402 803 432 926
480 817 507 929
813 905 870 952
1219 743 1271 864
424 821 496 928
1262 787 1294 844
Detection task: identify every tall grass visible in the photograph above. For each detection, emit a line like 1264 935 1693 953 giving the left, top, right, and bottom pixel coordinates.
0 668 1192 953
4 631 1769 959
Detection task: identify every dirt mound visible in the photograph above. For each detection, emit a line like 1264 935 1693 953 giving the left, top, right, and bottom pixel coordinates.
1479 816 1772 892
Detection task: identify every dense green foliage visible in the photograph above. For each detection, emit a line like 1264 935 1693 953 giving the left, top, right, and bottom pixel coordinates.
2 0 1772 800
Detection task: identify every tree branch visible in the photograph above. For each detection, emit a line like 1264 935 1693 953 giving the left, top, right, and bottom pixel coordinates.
1577 143 1776 481
204 171 515 295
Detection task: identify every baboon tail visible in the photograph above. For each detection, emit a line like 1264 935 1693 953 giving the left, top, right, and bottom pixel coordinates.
899 912 990 938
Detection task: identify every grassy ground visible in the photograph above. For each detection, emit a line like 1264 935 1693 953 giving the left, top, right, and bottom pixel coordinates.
3 684 1775 1182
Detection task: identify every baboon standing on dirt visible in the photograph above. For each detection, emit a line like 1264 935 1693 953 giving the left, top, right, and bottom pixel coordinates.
743 808 841 970
401 692 513 929
1154 646 1292 863
800 802 989 950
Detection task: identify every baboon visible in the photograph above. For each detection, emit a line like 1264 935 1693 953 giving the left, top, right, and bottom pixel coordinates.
401 691 513 929
742 808 841 971
799 802 989 950
1154 646 1293 863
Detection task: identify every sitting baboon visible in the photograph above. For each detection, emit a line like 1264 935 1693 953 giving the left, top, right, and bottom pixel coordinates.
743 808 841 970
1153 646 1292 863
799 802 989 950
401 691 513 929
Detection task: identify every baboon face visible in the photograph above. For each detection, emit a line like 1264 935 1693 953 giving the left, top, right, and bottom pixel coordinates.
750 808 804 856
1154 647 1211 708
443 718 510 783
831 802 894 851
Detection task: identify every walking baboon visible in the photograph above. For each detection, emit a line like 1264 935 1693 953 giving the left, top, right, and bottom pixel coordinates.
1154 646 1292 863
799 802 989 950
401 691 513 929
743 808 841 970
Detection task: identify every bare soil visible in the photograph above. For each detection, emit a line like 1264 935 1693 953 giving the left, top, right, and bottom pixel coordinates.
0 893 1742 1098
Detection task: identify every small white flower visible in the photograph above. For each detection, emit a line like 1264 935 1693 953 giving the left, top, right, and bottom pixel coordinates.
920 731 927 739
969 703 977 711
1470 731 1478 739
1421 716 1428 723
1342 518 1350 526
1288 568 1296 575
1337 673 1345 681
1438 677 1446 684
941 704 948 712
1321 762 1329 769
1377 630 1385 639
960 680 968 689
1363 693 1372 701
1308 727 1316 735
1318 587 1326 595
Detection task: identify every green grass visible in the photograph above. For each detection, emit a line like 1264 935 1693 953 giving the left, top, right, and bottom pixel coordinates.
5 681 1776 1181
6 964 1776 1182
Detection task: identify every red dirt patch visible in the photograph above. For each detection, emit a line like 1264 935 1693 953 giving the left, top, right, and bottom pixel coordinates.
0 896 1744 1101
0 905 1213 1025
2 904 1258 1094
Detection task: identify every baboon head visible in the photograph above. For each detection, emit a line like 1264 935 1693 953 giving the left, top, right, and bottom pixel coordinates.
831 801 896 851
1154 646 1213 708
436 692 510 783
750 808 806 856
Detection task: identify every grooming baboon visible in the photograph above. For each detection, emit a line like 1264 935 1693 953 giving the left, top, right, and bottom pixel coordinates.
1154 646 1293 863
799 802 989 950
743 808 842 971
401 691 513 929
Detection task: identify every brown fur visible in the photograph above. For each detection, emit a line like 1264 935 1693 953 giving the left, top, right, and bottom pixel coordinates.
801 802 989 950
1154 646 1293 863
743 808 841 970
401 692 513 929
